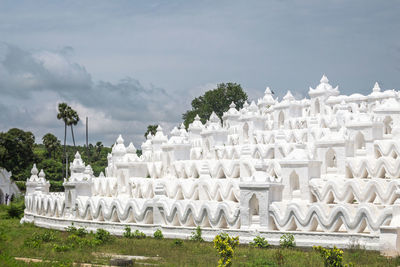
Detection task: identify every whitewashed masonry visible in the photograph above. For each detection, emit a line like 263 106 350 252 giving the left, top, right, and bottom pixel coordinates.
22 76 400 255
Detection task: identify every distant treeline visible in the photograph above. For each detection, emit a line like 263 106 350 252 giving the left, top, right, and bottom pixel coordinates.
0 128 113 192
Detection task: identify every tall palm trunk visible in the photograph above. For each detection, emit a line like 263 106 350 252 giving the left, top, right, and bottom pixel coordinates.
71 125 76 147
63 122 67 178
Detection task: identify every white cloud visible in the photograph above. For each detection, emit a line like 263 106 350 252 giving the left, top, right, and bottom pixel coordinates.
0 44 187 147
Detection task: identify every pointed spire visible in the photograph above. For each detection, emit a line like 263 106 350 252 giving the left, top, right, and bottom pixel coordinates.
194 114 200 121
320 74 329 84
264 86 272 95
39 169 45 179
373 82 381 93
156 125 163 132
170 126 180 136
209 111 219 122
84 165 93 175
229 102 236 108
180 122 185 129
117 135 124 144
126 142 136 153
31 164 38 176
283 90 295 101
249 101 258 111
75 151 81 159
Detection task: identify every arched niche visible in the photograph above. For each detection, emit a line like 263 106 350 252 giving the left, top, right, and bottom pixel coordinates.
249 194 259 226
243 122 249 141
355 132 366 151
278 111 285 128
383 116 393 135
326 148 337 171
315 98 320 114
205 139 211 153
67 190 72 206
289 171 300 199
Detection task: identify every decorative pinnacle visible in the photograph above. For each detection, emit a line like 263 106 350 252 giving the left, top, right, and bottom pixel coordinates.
229 102 236 108
117 134 124 144
194 114 200 120
127 142 136 153
39 169 45 178
31 164 38 175
373 82 381 92
157 125 163 132
75 151 81 159
320 74 329 84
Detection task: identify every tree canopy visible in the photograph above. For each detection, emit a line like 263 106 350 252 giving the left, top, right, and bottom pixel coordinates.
42 133 61 159
0 128 35 181
144 125 158 138
182 83 248 128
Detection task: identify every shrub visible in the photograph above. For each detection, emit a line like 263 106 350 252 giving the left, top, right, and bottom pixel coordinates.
6 201 25 218
190 226 204 242
24 231 56 247
95 229 112 243
154 229 163 239
279 233 295 248
250 236 270 248
24 238 41 248
40 231 56 242
123 226 132 238
66 234 99 249
15 181 26 192
66 225 77 233
53 244 71 252
133 229 146 239
124 227 146 239
76 227 88 237
65 225 87 237
313 246 354 267
213 233 239 267
173 239 183 246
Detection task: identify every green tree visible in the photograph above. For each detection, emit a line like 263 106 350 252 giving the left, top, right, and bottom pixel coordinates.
182 83 248 128
0 128 35 181
42 133 61 159
57 102 70 177
95 141 103 160
144 125 158 138
66 107 80 147
37 159 63 181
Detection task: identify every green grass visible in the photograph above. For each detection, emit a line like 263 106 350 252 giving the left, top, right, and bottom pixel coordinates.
0 205 399 266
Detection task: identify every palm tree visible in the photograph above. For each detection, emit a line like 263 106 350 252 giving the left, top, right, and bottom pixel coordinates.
57 103 69 177
95 141 103 160
67 108 80 147
42 133 61 159
144 125 158 138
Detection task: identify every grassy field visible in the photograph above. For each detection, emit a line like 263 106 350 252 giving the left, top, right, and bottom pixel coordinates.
1 205 400 266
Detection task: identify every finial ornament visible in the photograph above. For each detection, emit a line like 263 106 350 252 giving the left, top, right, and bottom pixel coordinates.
373 82 381 92
117 135 124 144
320 74 329 84
31 164 38 175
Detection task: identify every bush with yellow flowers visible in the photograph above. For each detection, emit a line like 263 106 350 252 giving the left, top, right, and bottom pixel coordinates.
213 233 239 267
313 246 354 267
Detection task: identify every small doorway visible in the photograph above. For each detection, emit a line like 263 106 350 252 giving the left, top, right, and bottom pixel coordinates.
249 194 260 226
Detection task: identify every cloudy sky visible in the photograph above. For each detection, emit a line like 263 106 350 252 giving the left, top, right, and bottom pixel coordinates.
0 0 399 147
